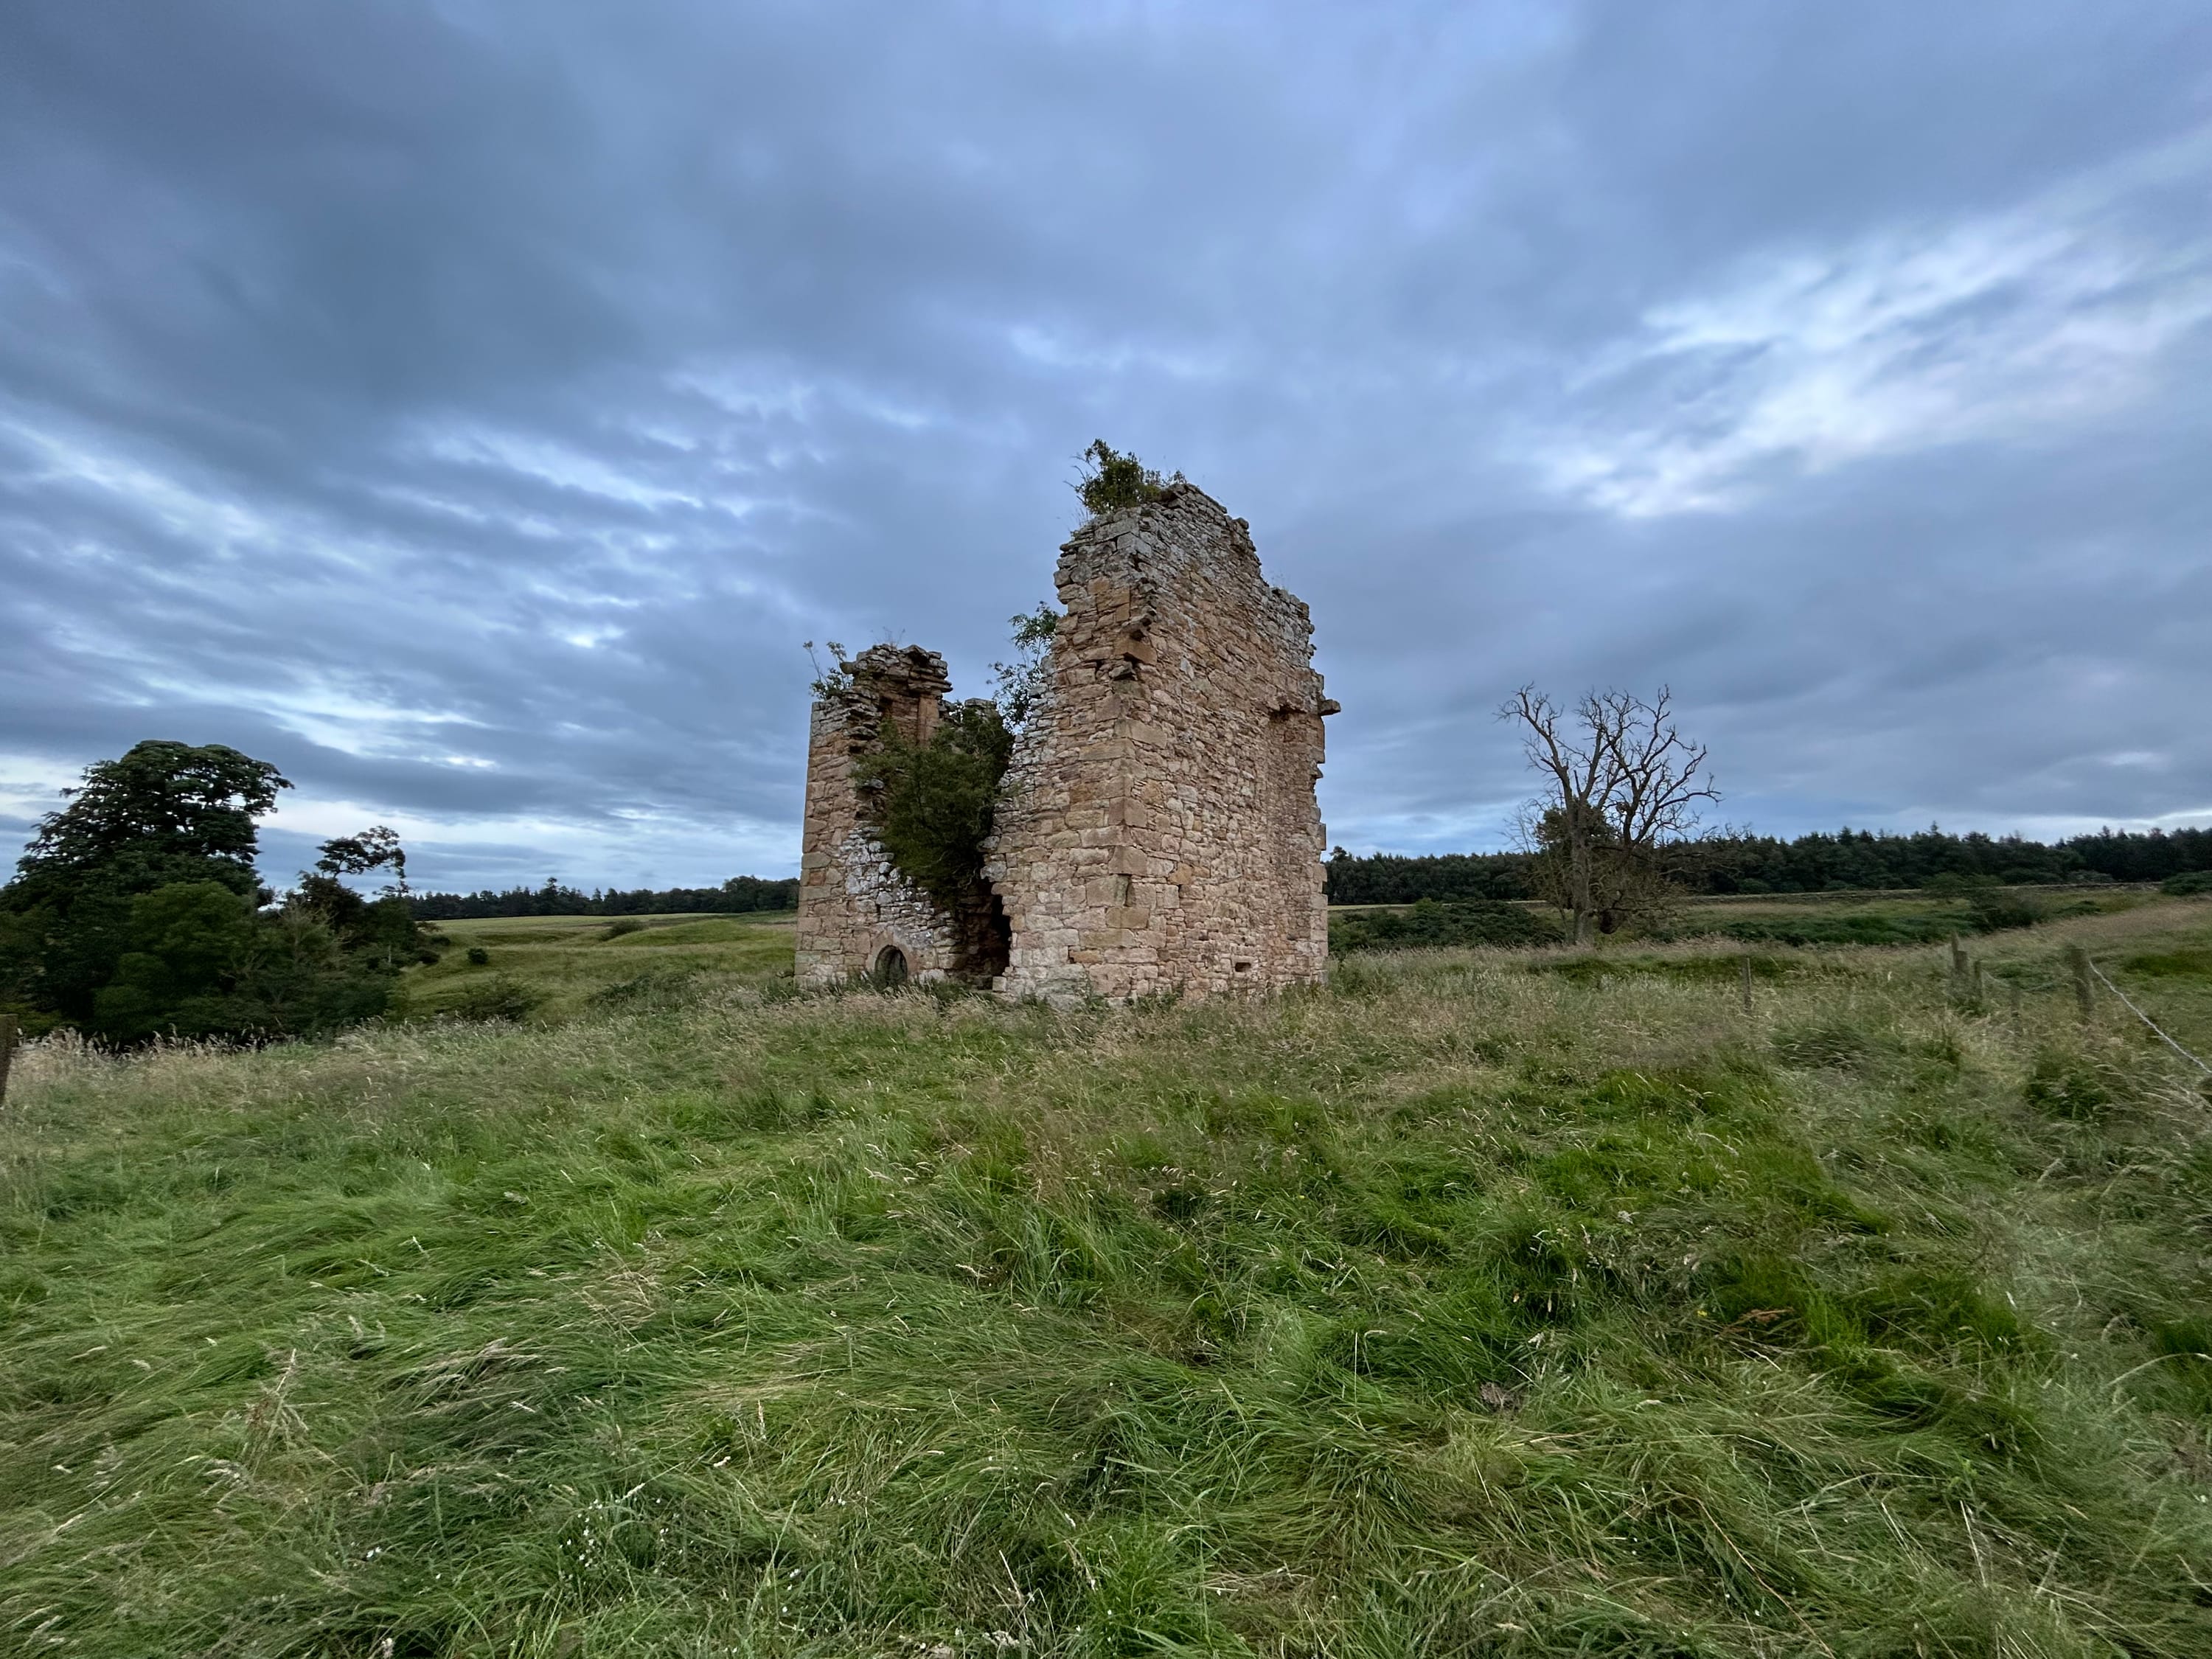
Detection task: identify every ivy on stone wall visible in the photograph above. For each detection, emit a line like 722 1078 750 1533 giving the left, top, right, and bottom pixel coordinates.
855 700 1015 911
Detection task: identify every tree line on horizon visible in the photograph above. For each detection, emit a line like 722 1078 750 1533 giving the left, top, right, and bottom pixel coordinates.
1325 824 2212 907
406 824 2212 928
406 874 800 921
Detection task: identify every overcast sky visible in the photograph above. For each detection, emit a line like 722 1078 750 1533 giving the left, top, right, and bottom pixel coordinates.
4 2 2208 893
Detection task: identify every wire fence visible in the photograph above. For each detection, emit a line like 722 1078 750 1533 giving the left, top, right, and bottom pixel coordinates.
2086 959 2212 1077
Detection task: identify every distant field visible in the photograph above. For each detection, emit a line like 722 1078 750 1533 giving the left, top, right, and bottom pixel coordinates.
403 910 798 1020
1332 886 2152 952
1997 894 2212 1057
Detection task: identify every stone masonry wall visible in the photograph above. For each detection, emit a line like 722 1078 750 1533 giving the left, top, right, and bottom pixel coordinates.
984 483 1336 1001
793 645 966 985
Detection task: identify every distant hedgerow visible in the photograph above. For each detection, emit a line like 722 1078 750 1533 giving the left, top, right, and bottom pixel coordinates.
1329 898 1561 953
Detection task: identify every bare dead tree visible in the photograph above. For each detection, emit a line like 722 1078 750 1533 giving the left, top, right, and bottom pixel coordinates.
1500 686 1610 947
1500 685 1718 945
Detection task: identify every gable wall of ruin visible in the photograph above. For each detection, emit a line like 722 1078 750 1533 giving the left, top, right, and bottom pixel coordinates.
983 484 1332 1001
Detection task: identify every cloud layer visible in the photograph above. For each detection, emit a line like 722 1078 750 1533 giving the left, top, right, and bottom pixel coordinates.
4 1 2208 888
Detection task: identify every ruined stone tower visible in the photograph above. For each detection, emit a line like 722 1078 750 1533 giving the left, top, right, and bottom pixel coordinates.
793 644 1010 987
985 483 1335 998
793 481 1335 999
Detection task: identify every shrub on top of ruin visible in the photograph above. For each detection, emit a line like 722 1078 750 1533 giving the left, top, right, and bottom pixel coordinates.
1074 439 1183 518
855 699 1015 910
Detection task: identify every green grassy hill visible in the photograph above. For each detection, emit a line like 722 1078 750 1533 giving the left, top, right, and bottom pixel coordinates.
4 902 2211 1655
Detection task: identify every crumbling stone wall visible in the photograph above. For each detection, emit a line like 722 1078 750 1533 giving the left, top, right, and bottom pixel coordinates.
985 483 1335 1001
793 484 1334 1001
793 645 967 985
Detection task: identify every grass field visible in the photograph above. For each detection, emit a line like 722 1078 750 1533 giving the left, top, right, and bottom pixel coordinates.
1332 888 2149 954
1655 888 2143 950
4 900 2211 1655
402 912 800 1022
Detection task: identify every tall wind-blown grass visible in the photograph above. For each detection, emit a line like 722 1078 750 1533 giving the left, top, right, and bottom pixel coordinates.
4 917 2211 1655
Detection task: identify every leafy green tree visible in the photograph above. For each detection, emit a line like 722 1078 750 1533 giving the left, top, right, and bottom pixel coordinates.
1 742 289 1025
292 824 427 973
7 740 287 908
314 825 407 891
87 880 401 1046
90 882 261 1043
288 873 428 973
1 742 419 1043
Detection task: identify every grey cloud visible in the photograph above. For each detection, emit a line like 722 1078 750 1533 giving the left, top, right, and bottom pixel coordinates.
3 0 2208 890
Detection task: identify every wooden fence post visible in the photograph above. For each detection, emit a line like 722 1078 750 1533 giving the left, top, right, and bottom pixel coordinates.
2064 944 2096 1020
1740 952 1753 1015
0 1014 17 1110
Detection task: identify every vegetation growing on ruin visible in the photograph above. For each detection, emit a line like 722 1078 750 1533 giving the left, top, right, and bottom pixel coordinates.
855 699 1018 911
859 607 1059 913
5 900 2211 1655
1074 438 1182 516
990 603 1062 730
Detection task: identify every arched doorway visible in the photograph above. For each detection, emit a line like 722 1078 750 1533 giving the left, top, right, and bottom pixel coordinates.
873 945 909 987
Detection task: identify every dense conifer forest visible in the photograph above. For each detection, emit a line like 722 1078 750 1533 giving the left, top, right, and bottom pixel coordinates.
406 874 801 920
1324 824 2212 905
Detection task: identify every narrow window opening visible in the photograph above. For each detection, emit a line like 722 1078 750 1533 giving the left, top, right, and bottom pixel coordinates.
1114 874 1132 905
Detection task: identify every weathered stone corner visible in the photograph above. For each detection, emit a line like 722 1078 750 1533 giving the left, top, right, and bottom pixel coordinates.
794 483 1335 1001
